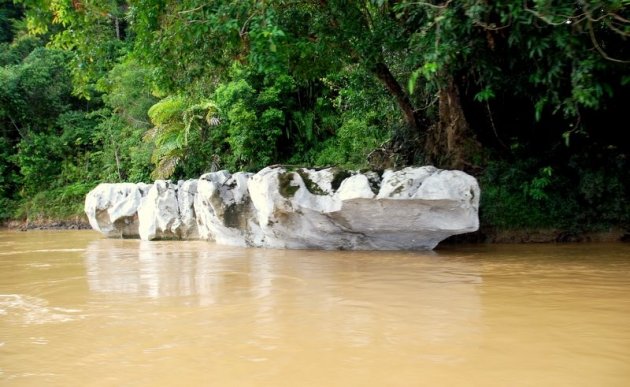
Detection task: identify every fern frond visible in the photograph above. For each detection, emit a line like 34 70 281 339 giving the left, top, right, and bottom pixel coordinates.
148 96 186 126
151 156 180 179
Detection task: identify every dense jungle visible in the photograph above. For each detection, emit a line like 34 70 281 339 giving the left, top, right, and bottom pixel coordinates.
1 0 629 239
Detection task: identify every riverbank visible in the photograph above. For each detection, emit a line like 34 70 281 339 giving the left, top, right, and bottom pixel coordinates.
1 217 91 231
443 226 630 244
2 216 628 244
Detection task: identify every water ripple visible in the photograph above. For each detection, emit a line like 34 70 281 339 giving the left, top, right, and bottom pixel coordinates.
0 294 84 325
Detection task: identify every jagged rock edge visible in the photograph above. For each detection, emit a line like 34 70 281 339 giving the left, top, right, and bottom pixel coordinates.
84 166 480 250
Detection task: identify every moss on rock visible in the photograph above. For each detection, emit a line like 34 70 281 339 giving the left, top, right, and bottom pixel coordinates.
278 172 300 198
297 169 327 195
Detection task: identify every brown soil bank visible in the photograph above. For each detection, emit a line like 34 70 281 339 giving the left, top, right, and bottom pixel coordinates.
443 226 630 244
2 217 91 231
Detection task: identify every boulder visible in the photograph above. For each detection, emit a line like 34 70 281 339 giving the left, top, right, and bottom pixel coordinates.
85 166 480 250
84 182 151 238
248 166 479 250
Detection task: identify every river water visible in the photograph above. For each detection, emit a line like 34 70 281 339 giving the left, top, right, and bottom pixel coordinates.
0 230 629 386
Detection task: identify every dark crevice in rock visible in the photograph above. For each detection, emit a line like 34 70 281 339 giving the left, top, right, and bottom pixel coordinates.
330 168 353 192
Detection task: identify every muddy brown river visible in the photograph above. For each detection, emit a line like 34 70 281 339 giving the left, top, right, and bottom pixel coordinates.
1 230 629 386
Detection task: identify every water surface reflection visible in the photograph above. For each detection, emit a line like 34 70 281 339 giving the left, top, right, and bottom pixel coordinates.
3 231 628 386
85 238 483 350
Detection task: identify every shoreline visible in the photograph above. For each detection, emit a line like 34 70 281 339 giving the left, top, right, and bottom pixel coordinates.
2 218 628 244
1 218 92 231
442 226 629 244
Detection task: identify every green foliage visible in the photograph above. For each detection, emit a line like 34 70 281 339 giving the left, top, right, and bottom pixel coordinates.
91 111 152 183
12 110 100 197
315 116 388 169
0 136 17 220
310 66 396 168
15 181 94 221
57 111 97 150
0 0 21 43
130 0 246 94
474 86 495 103
214 73 286 170
0 46 77 140
0 138 9 187
480 159 579 229
91 58 156 182
13 131 64 195
0 35 41 66
480 153 630 231
13 0 130 98
146 95 187 179
522 167 553 201
1 0 629 234
99 59 157 130
0 196 11 220
570 151 630 229
145 95 221 179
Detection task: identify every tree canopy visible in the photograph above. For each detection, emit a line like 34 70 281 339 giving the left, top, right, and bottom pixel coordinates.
1 0 629 232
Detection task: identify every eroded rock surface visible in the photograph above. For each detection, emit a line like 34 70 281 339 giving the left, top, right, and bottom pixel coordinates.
177 179 199 239
137 180 180 240
84 182 151 238
194 171 261 247
85 166 480 250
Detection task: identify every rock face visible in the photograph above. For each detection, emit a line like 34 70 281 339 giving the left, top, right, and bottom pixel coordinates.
137 180 181 240
85 166 480 250
84 182 152 238
177 179 199 239
194 171 261 247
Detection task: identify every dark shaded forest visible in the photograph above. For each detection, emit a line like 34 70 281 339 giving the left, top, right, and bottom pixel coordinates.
1 0 629 236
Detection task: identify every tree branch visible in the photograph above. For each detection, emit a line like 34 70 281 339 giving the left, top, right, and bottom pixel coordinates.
405 0 452 10
372 62 419 132
8 115 26 139
178 5 206 15
587 18 630 63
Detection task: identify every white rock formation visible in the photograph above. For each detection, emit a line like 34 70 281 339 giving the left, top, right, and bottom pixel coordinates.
248 166 479 250
177 179 199 239
194 170 261 247
85 166 480 250
137 180 181 240
84 182 152 238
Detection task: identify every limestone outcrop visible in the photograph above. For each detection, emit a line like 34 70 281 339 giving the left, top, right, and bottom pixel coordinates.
85 166 480 250
84 182 151 238
137 180 181 240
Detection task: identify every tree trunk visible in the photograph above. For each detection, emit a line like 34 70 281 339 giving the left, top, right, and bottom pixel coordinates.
372 62 418 133
115 17 121 40
425 77 480 171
